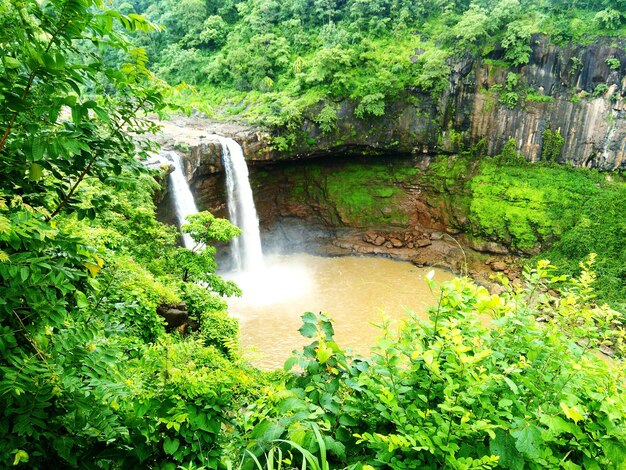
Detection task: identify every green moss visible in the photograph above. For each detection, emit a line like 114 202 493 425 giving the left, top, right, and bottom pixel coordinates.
325 165 408 226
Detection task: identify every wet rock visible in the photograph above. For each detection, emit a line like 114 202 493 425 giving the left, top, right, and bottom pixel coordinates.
159 308 188 329
490 261 508 272
363 231 378 244
468 238 510 255
389 237 404 248
363 231 387 246
416 239 433 248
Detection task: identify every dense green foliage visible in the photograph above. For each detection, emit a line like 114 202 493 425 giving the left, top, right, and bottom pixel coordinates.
244 262 625 469
115 0 626 139
0 0 260 466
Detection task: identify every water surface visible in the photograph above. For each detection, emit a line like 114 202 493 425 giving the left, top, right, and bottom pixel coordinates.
225 253 454 369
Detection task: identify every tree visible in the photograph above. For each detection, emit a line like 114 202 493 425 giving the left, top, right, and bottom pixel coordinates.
0 0 168 464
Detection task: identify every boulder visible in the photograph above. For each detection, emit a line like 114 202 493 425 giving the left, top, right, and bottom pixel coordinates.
490 261 507 272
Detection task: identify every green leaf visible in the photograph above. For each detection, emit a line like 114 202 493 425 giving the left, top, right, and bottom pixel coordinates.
71 105 82 124
316 341 333 363
299 322 317 338
601 440 626 466
301 311 317 324
92 106 111 123
490 429 524 470
12 450 29 465
250 420 285 441
284 356 298 371
74 291 89 309
338 414 357 426
163 437 180 455
31 139 45 161
513 424 543 459
560 402 584 424
28 163 43 181
503 376 519 395
4 57 21 69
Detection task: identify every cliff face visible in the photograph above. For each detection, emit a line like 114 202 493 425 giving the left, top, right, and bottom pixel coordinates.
452 35 626 169
156 35 626 171
285 35 626 169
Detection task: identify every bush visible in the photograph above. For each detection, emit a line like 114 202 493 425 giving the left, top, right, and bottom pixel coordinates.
251 262 626 468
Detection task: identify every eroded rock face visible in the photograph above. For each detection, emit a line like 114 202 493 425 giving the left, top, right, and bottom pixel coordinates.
451 36 626 169
153 35 626 171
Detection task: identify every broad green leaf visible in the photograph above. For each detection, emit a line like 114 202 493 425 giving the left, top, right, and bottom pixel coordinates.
163 437 180 455
503 376 519 395
74 291 89 309
84 255 103 277
299 322 317 338
249 420 285 440
316 341 333 363
4 57 21 69
338 414 357 426
71 105 82 124
601 440 626 466
284 356 298 371
12 450 29 465
30 139 45 161
29 163 43 181
560 402 584 424
422 349 435 366
513 424 543 459
490 429 524 470
301 311 317 324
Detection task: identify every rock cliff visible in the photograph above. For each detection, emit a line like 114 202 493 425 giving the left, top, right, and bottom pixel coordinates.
155 35 625 170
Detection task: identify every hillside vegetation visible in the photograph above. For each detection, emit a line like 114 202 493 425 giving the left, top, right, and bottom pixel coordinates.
126 0 626 130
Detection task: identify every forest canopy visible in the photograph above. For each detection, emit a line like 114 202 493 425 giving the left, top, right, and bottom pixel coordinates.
119 0 626 122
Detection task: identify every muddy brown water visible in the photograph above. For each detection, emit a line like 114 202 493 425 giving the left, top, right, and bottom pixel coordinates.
224 253 455 369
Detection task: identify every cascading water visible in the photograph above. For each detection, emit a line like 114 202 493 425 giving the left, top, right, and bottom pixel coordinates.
162 150 198 250
211 135 264 272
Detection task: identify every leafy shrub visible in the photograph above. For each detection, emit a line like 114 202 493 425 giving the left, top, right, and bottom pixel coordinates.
200 310 240 357
354 93 385 118
541 128 565 161
414 49 451 98
525 88 554 103
606 57 621 70
593 83 609 97
594 8 623 30
314 103 339 132
258 262 626 468
501 20 533 66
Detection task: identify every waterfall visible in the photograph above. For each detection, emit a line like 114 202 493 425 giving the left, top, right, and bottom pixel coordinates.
211 135 264 272
163 150 198 250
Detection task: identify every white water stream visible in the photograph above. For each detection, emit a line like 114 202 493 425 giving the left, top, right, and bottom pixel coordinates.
210 135 264 272
163 150 198 249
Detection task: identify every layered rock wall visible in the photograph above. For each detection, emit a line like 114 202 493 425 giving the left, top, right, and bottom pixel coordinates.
156 35 626 171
